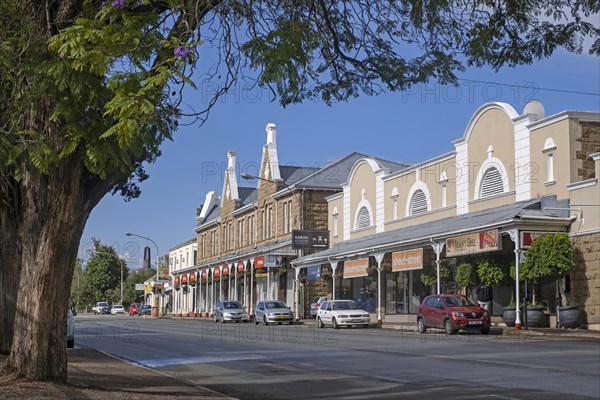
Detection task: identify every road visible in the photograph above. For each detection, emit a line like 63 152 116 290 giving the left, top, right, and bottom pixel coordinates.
75 315 600 400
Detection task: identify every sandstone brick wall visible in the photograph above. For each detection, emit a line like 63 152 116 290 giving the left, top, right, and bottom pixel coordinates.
571 232 600 326
576 121 600 180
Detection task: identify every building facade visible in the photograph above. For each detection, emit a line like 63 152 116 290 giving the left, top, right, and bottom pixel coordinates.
293 101 600 328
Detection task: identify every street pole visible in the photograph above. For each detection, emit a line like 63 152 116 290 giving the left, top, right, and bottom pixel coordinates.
126 232 160 316
120 259 124 304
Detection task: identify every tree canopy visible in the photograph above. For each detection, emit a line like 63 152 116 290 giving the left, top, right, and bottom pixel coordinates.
0 0 598 383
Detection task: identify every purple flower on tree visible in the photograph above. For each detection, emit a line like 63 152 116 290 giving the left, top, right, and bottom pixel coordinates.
112 0 125 7
174 46 191 59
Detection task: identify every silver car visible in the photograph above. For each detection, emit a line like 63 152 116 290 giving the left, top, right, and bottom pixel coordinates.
215 301 249 323
254 300 294 325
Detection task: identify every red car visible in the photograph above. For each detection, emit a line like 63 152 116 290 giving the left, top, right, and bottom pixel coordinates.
417 294 491 335
128 303 140 316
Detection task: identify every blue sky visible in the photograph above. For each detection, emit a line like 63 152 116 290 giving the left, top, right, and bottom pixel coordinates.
80 49 600 268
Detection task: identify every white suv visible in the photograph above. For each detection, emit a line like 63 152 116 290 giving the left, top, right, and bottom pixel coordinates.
110 304 125 315
317 300 370 329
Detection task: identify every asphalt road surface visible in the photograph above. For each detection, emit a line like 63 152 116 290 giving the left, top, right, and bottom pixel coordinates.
75 315 600 400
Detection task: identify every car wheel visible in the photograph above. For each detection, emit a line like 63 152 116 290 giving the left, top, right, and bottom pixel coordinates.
263 316 269 326
317 317 324 328
214 316 219 323
67 339 74 348
444 319 456 335
289 321 293 325
481 326 490 335
417 318 426 334
254 318 259 325
332 317 338 330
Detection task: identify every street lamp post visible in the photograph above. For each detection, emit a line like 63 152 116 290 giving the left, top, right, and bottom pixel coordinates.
126 232 160 316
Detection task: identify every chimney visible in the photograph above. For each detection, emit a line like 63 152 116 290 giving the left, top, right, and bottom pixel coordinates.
266 123 276 145
227 150 236 170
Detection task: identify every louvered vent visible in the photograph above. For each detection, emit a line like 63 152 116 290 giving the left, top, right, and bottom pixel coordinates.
410 190 428 215
357 206 371 229
480 168 504 198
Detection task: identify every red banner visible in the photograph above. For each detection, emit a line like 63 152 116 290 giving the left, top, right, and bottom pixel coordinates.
201 269 207 279
181 273 188 285
213 267 220 278
254 256 265 269
222 265 230 276
237 261 245 272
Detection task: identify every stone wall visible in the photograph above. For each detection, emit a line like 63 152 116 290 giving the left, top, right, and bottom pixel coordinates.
570 232 600 326
576 121 600 180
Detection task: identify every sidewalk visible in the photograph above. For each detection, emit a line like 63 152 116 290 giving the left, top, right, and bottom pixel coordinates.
0 348 231 400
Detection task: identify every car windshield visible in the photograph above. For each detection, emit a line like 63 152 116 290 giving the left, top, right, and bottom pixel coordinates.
223 302 242 309
265 301 286 309
140 305 150 309
332 301 359 310
444 296 475 307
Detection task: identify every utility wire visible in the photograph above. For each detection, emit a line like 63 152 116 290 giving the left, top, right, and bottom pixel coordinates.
458 78 600 97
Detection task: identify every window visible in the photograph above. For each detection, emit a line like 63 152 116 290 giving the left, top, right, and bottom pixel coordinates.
210 231 216 256
356 206 371 229
201 235 206 258
248 216 255 244
238 220 244 248
283 200 293 234
391 188 399 220
479 167 504 198
332 207 339 237
410 189 428 215
546 153 554 183
441 184 447 208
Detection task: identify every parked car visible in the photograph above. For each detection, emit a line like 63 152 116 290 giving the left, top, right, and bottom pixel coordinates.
310 296 328 317
110 304 125 315
93 301 110 315
254 300 294 325
215 301 249 323
417 294 491 335
138 304 152 315
316 300 370 329
67 307 76 348
128 303 140 316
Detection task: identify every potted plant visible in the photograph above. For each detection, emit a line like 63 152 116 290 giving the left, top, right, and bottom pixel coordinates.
420 263 452 293
455 263 479 297
476 260 504 315
523 233 582 328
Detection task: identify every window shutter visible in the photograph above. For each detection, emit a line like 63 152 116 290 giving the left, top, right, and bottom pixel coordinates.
357 206 371 229
480 168 504 198
410 190 428 215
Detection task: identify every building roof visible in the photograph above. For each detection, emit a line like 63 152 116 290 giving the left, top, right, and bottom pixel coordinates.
292 196 573 266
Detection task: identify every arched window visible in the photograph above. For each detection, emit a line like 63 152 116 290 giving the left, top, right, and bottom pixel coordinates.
356 206 371 229
409 189 428 215
479 167 504 198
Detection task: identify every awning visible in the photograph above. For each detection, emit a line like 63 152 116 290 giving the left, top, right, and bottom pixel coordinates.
292 196 573 267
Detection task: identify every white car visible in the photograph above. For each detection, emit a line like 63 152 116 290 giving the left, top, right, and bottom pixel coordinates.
110 304 125 315
215 301 250 323
316 300 370 329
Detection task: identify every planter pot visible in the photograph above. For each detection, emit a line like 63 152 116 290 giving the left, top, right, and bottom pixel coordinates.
525 306 549 328
502 307 517 327
558 305 585 329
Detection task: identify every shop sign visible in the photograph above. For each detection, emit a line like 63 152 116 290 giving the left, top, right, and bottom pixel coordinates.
306 265 321 281
189 272 196 283
254 256 265 269
222 265 230 276
237 261 246 272
255 272 268 278
343 258 369 279
144 283 153 293
391 248 423 272
446 230 500 257
292 229 330 250
521 231 552 248
174 275 180 285
135 283 145 291
264 254 284 268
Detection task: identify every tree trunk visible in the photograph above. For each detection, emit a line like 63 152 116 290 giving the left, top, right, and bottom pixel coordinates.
0 183 22 354
4 157 97 381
